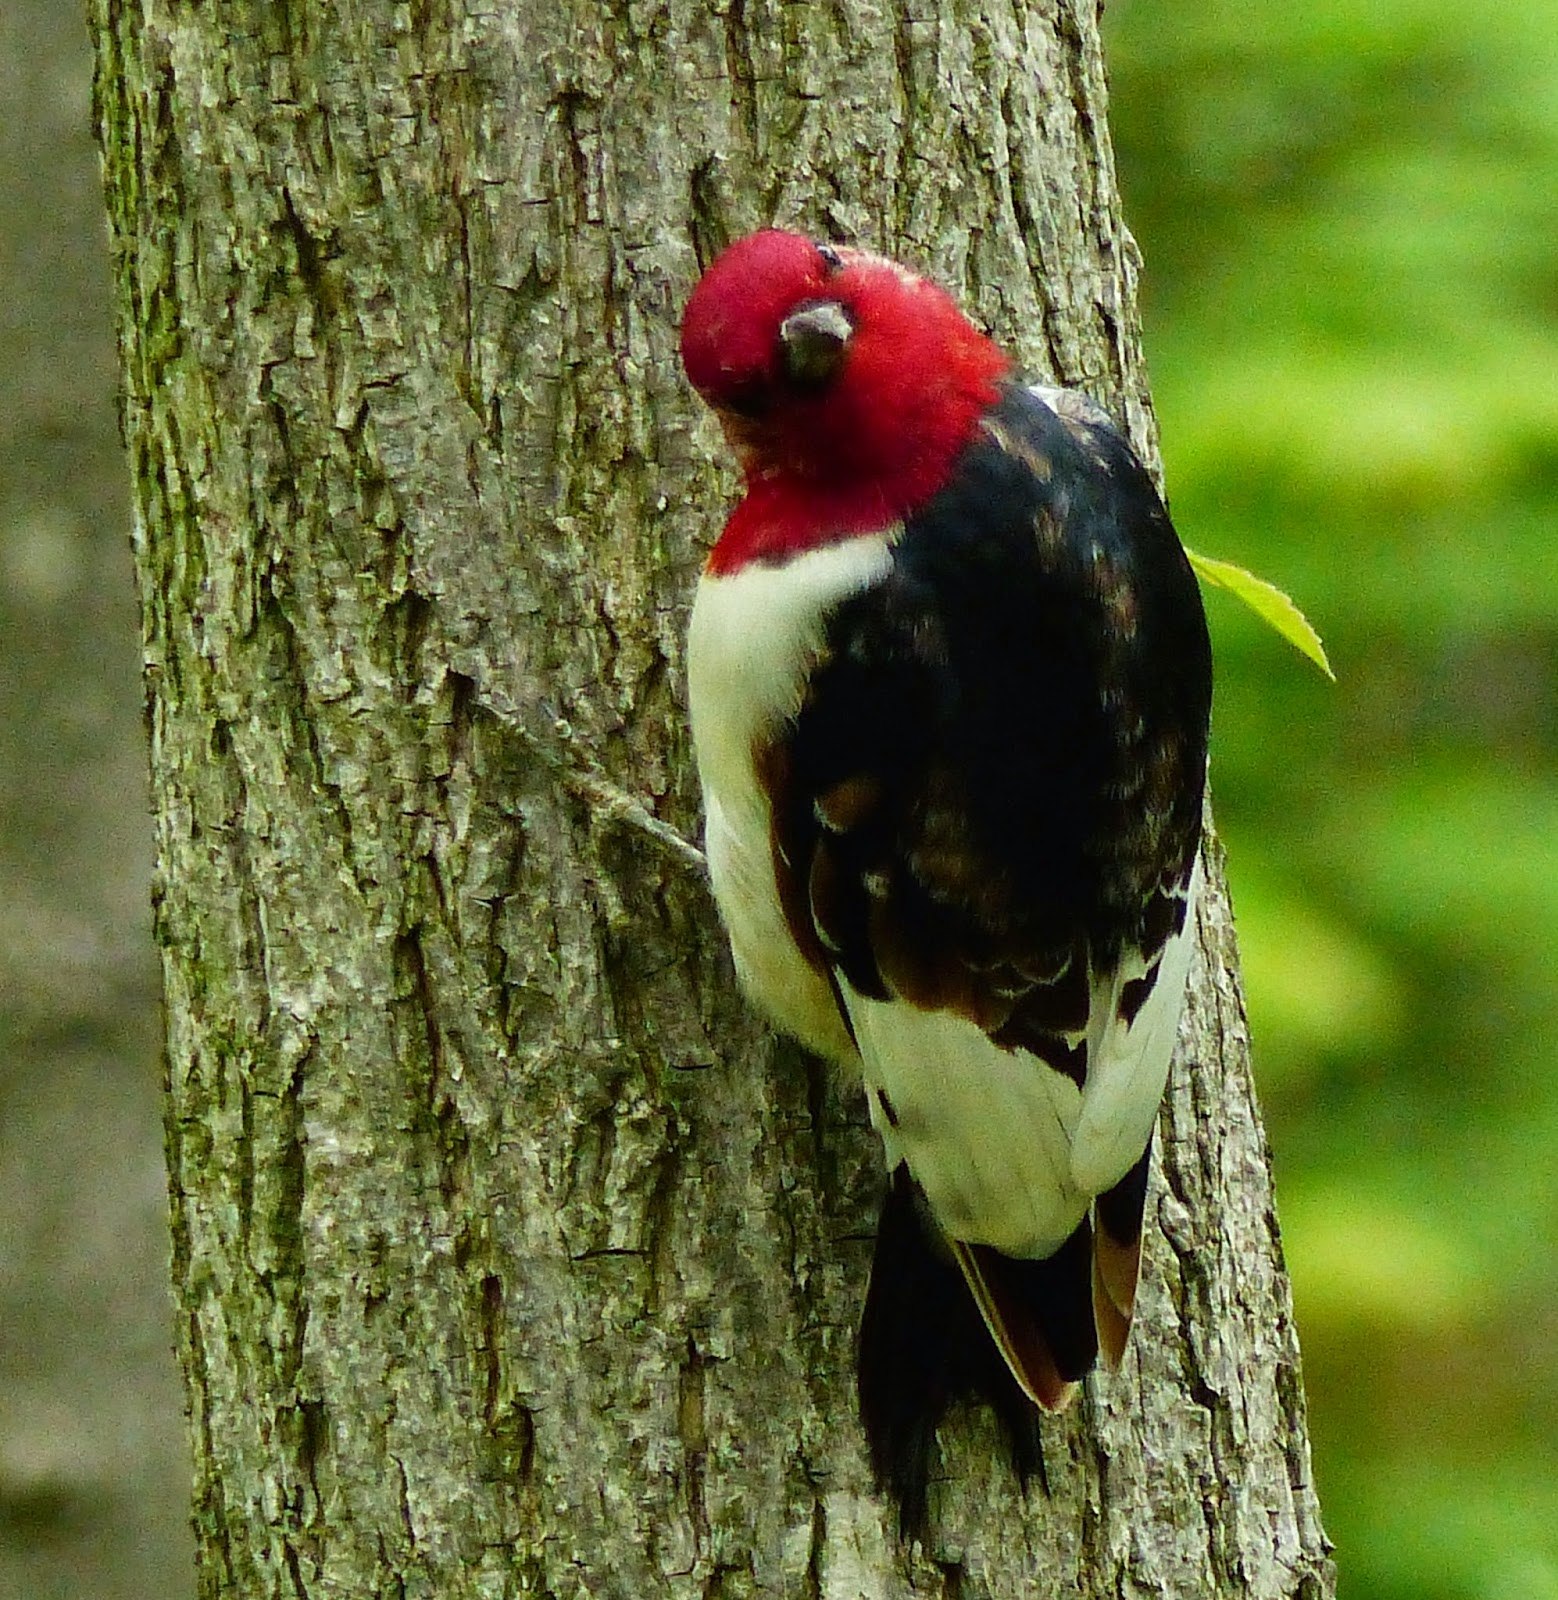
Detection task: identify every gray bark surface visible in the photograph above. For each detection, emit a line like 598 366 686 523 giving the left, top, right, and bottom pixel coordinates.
92 0 1334 1595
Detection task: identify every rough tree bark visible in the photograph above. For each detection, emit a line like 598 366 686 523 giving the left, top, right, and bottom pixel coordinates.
92 1 1334 1595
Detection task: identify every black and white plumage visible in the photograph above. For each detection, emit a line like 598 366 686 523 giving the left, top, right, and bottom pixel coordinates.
681 233 1212 1532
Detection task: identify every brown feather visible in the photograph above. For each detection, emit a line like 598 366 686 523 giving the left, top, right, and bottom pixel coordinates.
1091 1142 1154 1365
950 1241 1078 1412
1091 1228 1140 1368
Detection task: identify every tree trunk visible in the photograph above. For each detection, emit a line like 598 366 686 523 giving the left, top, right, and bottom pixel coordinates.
91 1 1334 1595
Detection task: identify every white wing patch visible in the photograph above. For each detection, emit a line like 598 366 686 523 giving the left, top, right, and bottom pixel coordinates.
848 986 1086 1258
843 855 1202 1259
1071 853 1202 1194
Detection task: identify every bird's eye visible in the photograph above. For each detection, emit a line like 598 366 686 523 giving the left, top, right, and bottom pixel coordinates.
815 241 844 274
719 379 771 420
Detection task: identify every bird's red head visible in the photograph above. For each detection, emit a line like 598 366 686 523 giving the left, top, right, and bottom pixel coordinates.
680 229 1010 570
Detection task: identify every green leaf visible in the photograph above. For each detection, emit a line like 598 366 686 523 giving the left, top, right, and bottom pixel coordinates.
1184 547 1336 680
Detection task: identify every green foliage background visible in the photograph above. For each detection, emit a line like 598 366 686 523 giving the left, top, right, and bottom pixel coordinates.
1106 2 1558 1595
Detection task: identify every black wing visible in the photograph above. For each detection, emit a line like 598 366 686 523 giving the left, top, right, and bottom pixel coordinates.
761 383 1212 1526
773 380 1210 1067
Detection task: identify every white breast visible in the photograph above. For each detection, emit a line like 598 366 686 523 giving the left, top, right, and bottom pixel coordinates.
687 533 896 1063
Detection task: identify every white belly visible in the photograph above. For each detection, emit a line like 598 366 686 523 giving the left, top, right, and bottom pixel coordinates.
687 533 896 1063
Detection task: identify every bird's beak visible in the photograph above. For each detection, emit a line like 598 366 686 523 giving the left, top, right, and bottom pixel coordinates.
779 300 854 389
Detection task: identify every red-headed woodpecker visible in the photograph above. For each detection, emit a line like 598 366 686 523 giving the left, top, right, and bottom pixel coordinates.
680 229 1212 1530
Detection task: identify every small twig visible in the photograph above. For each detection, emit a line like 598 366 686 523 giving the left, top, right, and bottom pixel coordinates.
518 716 708 877
561 762 709 876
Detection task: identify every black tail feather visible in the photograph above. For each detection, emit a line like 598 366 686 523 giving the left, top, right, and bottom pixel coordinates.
1095 1140 1151 1251
963 1216 1097 1397
857 1168 1065 1537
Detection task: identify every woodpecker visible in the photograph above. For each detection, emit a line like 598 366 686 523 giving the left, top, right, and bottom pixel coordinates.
679 229 1212 1530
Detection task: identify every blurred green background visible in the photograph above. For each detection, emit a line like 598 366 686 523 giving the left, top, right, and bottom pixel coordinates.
1109 1 1558 1596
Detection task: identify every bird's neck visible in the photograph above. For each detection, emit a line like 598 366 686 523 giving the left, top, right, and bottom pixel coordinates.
704 476 902 574
708 361 1010 576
